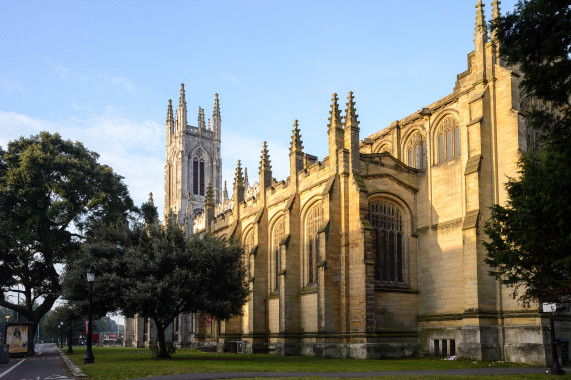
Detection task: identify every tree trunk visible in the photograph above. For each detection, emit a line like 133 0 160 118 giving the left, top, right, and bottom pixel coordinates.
155 323 169 359
27 322 37 356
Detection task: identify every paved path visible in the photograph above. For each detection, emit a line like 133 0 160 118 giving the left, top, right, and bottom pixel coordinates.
0 343 73 380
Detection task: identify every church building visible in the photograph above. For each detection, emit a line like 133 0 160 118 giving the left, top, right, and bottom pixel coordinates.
124 1 570 365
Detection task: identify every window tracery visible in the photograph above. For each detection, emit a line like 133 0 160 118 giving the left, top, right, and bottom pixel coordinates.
271 218 285 292
192 150 205 196
436 117 460 164
305 203 323 285
406 131 427 170
243 229 255 279
368 200 405 285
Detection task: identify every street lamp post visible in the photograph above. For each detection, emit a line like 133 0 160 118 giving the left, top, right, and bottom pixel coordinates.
83 268 95 364
59 322 64 348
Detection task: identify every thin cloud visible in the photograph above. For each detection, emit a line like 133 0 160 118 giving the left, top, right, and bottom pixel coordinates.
0 110 164 214
111 76 137 93
0 78 28 94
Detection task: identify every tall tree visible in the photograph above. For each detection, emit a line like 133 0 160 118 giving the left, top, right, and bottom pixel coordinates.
119 207 249 358
0 132 134 354
485 0 571 305
61 219 137 321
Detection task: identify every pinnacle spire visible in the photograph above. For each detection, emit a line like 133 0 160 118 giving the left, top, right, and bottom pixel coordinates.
208 118 211 131
475 0 488 40
166 99 174 125
176 83 187 130
148 192 154 206
234 160 244 188
244 168 249 189
344 91 359 129
259 141 272 173
290 119 303 153
223 180 229 200
198 107 205 130
178 83 186 108
327 93 343 131
213 93 221 119
492 0 501 19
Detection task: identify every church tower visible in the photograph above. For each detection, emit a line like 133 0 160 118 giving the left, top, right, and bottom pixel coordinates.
164 84 223 231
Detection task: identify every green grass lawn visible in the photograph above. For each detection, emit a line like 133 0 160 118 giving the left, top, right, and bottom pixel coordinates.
64 346 561 380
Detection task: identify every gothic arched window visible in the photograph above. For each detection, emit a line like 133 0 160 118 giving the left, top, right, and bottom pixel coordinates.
436 117 460 164
305 203 323 285
243 229 255 279
406 131 427 170
368 200 405 284
192 150 205 196
271 218 285 292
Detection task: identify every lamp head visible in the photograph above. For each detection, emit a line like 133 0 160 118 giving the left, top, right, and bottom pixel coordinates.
87 267 95 283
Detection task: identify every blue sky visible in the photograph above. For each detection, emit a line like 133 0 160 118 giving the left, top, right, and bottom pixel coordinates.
0 0 517 215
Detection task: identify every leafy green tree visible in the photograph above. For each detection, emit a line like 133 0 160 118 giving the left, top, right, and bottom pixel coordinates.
42 304 83 345
61 219 137 321
485 0 571 305
0 132 135 354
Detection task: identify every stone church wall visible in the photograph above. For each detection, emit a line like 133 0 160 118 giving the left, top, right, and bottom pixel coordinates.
125 1 570 365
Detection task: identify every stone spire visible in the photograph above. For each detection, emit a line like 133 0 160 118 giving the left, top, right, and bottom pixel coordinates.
259 141 272 175
492 0 500 19
166 99 174 128
491 0 501 42
344 91 360 173
223 180 229 200
177 83 187 132
344 91 359 131
198 107 206 131
290 120 304 188
327 93 343 132
148 192 154 206
328 93 344 172
474 0 488 42
233 160 245 204
212 93 221 139
166 99 174 142
244 168 249 189
290 120 304 153
259 141 273 203
208 118 211 131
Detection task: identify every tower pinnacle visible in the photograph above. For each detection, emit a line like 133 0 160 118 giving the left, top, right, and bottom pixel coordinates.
475 0 488 41
213 93 221 118
344 91 359 130
166 99 174 125
198 107 205 130
290 120 303 153
327 93 343 132
177 83 187 131
259 141 272 174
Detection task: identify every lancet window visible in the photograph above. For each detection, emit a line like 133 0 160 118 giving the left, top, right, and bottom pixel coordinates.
305 203 323 285
243 229 255 279
271 218 285 292
368 200 405 284
436 117 460 164
192 150 205 196
406 131 427 170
